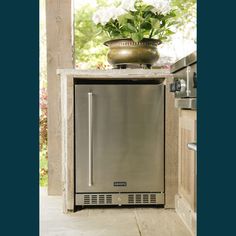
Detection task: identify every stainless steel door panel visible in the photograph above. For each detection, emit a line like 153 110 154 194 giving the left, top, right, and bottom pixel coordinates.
174 64 196 98
75 84 164 193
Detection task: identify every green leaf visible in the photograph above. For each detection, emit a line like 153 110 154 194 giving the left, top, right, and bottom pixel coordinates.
143 5 154 12
165 29 175 35
110 30 120 37
150 18 160 29
118 15 127 25
152 29 160 36
131 32 143 42
143 11 154 19
127 23 137 33
167 11 176 18
124 13 135 20
121 30 131 37
160 36 168 41
118 13 134 25
140 22 152 30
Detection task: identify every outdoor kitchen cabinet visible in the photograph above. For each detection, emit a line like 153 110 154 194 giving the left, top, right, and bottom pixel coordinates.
178 109 197 212
58 69 175 212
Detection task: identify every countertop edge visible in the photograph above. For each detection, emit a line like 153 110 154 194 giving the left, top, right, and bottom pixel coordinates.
57 69 173 79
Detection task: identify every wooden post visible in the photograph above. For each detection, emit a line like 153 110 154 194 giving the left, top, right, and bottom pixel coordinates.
164 78 179 208
46 0 73 195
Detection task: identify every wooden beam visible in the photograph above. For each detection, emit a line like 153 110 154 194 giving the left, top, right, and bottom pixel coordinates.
46 0 73 195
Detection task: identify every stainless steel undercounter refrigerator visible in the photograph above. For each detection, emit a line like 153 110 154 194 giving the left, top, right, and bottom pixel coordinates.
74 80 165 207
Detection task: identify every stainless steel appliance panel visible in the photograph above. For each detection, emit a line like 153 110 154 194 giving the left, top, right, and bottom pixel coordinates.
75 84 164 193
175 98 196 110
174 63 196 98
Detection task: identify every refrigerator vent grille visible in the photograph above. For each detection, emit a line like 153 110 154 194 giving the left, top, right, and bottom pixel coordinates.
128 194 134 204
99 195 105 204
150 194 157 203
84 195 90 204
128 194 153 204
106 195 112 204
135 194 142 204
83 194 113 205
143 194 149 203
91 195 97 204
82 193 160 205
128 193 157 204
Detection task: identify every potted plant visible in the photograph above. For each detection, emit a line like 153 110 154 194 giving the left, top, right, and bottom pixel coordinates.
92 0 177 68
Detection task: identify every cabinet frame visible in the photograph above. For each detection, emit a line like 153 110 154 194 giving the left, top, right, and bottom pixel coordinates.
178 109 196 211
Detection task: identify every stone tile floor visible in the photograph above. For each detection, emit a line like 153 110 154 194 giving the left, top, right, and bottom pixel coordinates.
40 188 191 236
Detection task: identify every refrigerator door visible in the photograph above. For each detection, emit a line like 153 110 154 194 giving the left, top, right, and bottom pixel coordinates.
75 84 164 193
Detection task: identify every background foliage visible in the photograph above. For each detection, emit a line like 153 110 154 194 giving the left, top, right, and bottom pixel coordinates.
40 87 48 186
172 0 196 26
171 0 196 41
74 3 110 69
40 0 48 186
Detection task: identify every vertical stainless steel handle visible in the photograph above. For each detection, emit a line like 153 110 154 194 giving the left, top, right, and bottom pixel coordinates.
88 92 93 186
186 66 191 97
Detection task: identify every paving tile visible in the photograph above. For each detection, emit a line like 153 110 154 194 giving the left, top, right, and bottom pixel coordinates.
40 188 191 236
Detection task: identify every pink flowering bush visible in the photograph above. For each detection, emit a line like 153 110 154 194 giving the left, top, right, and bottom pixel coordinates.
40 87 48 186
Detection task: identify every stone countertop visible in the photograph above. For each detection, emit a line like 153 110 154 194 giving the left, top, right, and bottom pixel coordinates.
57 69 173 81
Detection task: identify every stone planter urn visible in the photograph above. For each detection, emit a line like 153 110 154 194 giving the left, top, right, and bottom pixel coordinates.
104 38 161 68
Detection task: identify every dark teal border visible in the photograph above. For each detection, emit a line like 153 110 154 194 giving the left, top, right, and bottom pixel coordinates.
0 1 39 235
1 0 236 235
198 0 236 235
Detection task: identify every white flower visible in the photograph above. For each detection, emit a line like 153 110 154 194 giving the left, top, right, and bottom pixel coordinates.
92 7 126 25
121 0 137 11
142 0 171 15
112 7 126 20
92 12 101 25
